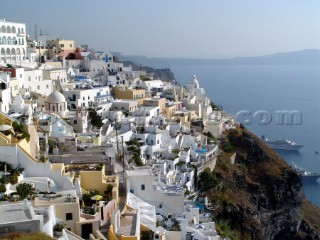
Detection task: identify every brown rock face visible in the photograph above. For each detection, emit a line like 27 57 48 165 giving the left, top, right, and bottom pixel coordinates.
209 127 320 240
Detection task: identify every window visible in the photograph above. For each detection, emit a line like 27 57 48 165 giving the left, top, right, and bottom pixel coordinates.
66 213 73 221
74 120 77 124
37 85 40 90
70 44 72 48
130 189 134 194
46 84 49 89
60 44 64 48
141 184 145 190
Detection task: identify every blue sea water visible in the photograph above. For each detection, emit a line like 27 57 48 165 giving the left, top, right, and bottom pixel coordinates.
170 64 320 207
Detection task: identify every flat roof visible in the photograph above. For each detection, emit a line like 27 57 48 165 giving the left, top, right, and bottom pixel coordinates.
116 208 137 236
126 168 152 177
0 203 32 224
35 194 79 206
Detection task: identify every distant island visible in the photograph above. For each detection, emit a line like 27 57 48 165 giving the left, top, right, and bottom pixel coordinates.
114 49 320 68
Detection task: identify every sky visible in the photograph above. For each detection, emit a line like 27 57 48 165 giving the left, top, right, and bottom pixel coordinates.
1 0 320 58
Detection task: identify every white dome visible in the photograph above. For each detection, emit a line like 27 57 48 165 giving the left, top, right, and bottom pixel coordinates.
47 91 66 103
188 74 199 85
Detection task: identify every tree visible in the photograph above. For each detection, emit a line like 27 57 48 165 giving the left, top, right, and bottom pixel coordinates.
199 168 218 190
88 108 103 129
193 166 198 191
0 184 6 193
126 139 143 166
16 183 35 200
12 121 24 133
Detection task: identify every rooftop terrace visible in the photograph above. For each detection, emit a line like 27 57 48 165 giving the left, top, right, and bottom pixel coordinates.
0 202 33 224
116 208 137 236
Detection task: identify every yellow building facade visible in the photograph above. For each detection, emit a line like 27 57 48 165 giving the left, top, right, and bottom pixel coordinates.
114 86 145 103
143 98 166 113
46 39 75 59
79 165 119 203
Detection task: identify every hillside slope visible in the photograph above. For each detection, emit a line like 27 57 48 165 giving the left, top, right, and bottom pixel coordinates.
206 127 320 240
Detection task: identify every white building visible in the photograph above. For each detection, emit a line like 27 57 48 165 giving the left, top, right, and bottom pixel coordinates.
0 200 44 236
10 94 35 121
184 75 213 120
125 168 184 217
43 68 68 85
0 71 11 113
204 110 224 138
38 113 74 138
111 99 138 113
23 68 55 97
63 85 112 110
0 19 27 65
140 80 165 97
178 201 221 240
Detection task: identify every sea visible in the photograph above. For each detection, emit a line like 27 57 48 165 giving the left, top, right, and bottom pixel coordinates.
168 63 320 207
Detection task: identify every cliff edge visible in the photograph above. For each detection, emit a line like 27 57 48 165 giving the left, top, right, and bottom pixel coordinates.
206 127 320 240
122 61 175 82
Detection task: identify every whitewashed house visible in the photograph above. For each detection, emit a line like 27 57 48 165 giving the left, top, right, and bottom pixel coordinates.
63 84 112 110
125 168 184 217
23 68 54 97
0 71 11 113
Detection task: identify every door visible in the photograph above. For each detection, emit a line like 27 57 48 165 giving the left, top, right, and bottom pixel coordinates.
81 223 93 239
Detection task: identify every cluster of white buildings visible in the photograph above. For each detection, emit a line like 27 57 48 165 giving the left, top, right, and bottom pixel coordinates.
0 19 236 240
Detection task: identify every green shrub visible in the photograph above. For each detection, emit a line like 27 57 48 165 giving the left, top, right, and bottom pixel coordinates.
12 121 24 133
0 184 6 193
10 172 19 185
53 222 66 232
215 220 239 240
199 167 218 190
239 164 248 175
16 183 35 200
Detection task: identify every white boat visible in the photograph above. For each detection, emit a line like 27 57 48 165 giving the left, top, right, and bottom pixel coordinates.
261 136 303 151
292 163 320 180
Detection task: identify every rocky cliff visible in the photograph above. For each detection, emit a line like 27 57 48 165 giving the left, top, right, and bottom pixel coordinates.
122 61 175 82
207 127 320 240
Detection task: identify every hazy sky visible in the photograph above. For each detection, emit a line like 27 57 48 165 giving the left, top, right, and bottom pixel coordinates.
1 0 320 58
